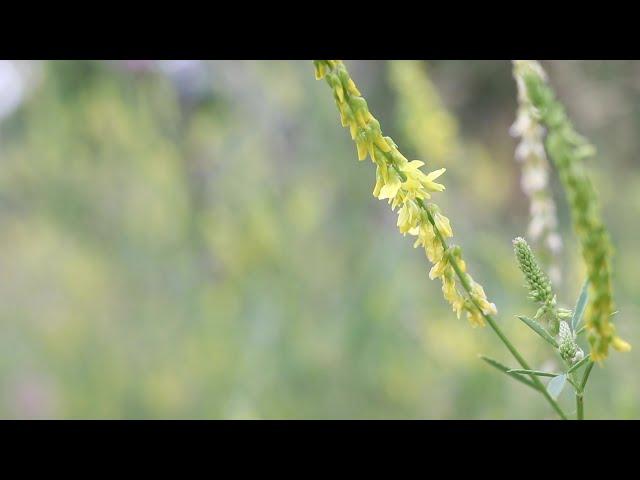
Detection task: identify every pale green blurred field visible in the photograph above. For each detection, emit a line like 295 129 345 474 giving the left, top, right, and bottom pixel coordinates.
0 60 638 418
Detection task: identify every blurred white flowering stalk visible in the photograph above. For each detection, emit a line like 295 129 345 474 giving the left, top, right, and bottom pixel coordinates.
0 60 41 122
510 60 562 284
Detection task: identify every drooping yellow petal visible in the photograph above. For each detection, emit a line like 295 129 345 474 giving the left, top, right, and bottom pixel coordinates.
429 259 449 280
426 168 446 180
356 137 368 161
378 170 402 200
612 336 631 352
433 211 453 238
466 309 486 328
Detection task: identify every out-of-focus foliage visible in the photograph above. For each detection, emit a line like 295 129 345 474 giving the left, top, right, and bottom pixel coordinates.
0 60 637 419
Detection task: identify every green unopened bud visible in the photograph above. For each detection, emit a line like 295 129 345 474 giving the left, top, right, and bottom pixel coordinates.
514 237 559 332
558 308 572 319
558 320 581 363
513 237 554 304
571 348 585 364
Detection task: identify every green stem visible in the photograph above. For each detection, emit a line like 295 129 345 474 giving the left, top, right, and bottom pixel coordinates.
575 361 595 420
576 393 584 420
580 361 595 391
479 355 539 391
567 354 590 374
484 312 567 420
508 369 560 377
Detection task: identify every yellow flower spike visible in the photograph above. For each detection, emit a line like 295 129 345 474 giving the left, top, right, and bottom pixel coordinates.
314 60 495 332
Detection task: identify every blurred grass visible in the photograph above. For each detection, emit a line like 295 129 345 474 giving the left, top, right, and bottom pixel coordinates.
0 60 637 418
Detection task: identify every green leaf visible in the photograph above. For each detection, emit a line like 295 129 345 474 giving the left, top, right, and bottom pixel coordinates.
517 315 559 347
479 355 538 391
571 279 589 333
566 354 590 374
508 369 560 378
547 374 567 400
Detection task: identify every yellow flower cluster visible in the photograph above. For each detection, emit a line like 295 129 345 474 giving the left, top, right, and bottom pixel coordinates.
314 60 497 327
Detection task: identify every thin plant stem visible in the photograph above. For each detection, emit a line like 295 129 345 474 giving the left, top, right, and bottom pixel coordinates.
576 393 584 420
508 370 560 377
580 361 595 391
479 355 539 391
575 361 595 420
567 354 590 374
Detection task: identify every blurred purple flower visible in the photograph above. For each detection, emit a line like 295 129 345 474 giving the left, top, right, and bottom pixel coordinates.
119 60 157 72
7 373 59 419
0 60 25 120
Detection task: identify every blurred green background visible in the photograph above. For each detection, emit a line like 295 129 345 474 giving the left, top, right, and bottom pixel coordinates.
0 60 637 419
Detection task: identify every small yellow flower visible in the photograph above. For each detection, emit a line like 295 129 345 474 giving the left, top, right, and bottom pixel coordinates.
466 308 486 328
467 279 497 316
429 258 449 280
612 336 631 352
433 211 453 238
377 169 402 201
397 200 421 235
372 165 385 198
421 168 447 193
442 273 465 318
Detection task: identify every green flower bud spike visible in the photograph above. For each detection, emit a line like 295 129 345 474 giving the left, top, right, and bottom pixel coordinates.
513 236 560 335
514 60 630 362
